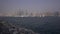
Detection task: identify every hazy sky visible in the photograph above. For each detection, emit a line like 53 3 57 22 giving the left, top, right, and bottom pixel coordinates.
0 0 60 16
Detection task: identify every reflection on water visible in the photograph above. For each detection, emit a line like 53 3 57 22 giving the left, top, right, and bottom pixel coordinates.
0 16 60 34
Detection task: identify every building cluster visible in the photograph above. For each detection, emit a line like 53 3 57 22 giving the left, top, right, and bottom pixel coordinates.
14 11 60 17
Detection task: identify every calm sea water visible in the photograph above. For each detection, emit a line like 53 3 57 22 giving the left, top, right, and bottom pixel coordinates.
0 16 60 34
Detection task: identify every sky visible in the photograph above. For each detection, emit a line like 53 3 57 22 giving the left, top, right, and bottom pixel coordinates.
0 0 60 16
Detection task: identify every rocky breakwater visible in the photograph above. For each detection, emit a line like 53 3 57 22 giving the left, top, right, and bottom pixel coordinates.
0 20 39 34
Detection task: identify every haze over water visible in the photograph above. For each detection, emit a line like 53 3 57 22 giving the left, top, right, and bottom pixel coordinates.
0 0 60 16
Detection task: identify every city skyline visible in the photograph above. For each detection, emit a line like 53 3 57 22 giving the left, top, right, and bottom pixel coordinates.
0 0 60 16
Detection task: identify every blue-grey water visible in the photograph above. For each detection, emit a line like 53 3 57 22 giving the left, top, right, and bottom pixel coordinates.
0 16 60 34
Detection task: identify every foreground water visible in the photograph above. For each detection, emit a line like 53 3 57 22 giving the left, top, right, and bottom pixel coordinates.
0 16 60 34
